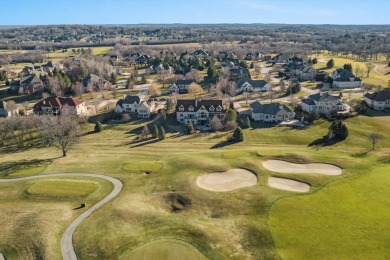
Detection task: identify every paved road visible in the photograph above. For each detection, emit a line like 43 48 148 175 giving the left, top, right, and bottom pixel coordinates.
0 173 123 260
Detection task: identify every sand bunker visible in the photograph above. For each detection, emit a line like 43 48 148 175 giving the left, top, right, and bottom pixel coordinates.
262 160 342 175
268 177 310 192
196 169 257 192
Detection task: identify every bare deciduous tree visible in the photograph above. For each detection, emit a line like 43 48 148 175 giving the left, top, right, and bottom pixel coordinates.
188 82 203 97
210 116 223 131
367 132 381 150
148 84 161 96
366 62 374 77
41 115 81 157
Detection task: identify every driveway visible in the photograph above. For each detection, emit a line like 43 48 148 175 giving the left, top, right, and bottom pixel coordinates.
0 173 123 260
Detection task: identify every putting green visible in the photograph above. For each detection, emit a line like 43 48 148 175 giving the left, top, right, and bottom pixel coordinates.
25 179 98 198
120 239 208 260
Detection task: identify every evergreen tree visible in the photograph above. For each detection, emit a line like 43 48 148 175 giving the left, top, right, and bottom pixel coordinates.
110 72 117 84
166 98 175 111
328 120 348 141
225 108 237 122
312 58 318 64
153 125 159 139
326 59 335 69
245 116 251 129
233 127 244 142
141 75 147 84
239 60 248 69
343 63 353 72
94 121 103 132
250 62 254 69
187 121 194 134
158 126 166 140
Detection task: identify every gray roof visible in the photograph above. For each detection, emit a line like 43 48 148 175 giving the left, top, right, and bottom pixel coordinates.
308 93 341 102
236 79 268 89
176 79 195 86
365 91 390 102
0 101 5 109
250 101 293 115
301 98 315 105
123 95 142 104
332 68 361 82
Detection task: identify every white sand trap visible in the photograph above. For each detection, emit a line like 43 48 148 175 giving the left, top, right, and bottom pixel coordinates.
196 169 257 192
268 177 310 192
0 253 5 260
262 160 342 175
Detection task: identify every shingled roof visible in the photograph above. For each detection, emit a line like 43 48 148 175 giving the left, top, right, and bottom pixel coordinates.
250 101 293 115
33 96 84 112
236 79 269 89
176 99 224 112
364 90 390 101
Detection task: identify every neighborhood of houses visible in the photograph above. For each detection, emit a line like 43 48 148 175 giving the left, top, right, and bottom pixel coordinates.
0 49 389 133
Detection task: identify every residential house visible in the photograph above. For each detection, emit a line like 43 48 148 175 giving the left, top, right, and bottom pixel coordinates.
192 50 208 59
33 96 87 115
287 56 304 65
301 93 344 114
270 53 289 64
235 78 272 94
114 95 164 118
250 101 295 122
169 79 196 94
296 66 318 81
149 64 173 74
364 91 390 110
9 75 44 93
136 55 152 64
42 60 61 72
331 68 362 89
176 98 225 125
219 51 236 62
83 74 111 89
229 66 250 80
0 101 19 117
245 52 262 61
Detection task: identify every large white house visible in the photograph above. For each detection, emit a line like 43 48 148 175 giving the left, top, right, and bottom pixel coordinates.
364 91 390 110
114 95 165 118
331 68 362 89
33 96 87 116
250 101 295 122
176 98 225 125
235 79 272 94
301 93 344 114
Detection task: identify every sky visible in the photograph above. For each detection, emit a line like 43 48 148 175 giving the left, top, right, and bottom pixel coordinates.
1 0 389 25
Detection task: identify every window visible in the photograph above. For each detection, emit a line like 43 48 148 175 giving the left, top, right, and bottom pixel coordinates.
179 105 184 111
189 106 194 111
216 106 221 111
209 106 215 111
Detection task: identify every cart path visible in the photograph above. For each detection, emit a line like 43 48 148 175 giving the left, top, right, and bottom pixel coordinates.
0 173 123 260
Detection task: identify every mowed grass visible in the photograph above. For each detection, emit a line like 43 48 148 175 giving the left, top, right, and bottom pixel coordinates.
269 164 390 259
312 54 390 86
120 239 208 260
0 112 389 259
0 177 113 260
26 179 98 198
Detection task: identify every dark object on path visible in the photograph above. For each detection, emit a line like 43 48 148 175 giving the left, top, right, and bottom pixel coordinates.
73 203 86 210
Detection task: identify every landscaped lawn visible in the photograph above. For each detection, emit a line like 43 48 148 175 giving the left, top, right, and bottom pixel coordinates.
0 110 389 259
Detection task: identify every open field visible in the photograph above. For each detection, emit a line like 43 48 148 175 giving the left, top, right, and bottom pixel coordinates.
312 54 390 86
0 108 390 259
0 177 113 259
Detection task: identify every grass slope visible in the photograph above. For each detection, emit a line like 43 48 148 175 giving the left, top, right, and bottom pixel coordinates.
269 164 390 259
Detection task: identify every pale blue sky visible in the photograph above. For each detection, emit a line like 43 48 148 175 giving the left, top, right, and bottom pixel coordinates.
1 0 389 25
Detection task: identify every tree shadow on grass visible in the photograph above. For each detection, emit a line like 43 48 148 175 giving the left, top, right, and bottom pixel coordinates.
130 139 160 148
210 141 235 149
0 158 57 177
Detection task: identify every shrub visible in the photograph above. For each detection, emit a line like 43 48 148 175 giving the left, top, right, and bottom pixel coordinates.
233 127 244 142
94 121 103 132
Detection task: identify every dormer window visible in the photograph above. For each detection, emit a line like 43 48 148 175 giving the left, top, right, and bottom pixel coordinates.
179 105 184 111
188 105 194 111
209 106 215 112
216 106 222 111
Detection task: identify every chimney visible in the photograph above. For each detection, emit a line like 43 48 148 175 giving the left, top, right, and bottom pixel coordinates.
195 98 198 107
279 105 283 110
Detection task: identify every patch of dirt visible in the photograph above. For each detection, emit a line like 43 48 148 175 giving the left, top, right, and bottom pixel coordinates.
165 193 191 212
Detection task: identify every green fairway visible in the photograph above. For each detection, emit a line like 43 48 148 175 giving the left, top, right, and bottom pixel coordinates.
120 239 208 260
269 164 390 259
25 179 99 198
0 109 389 259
